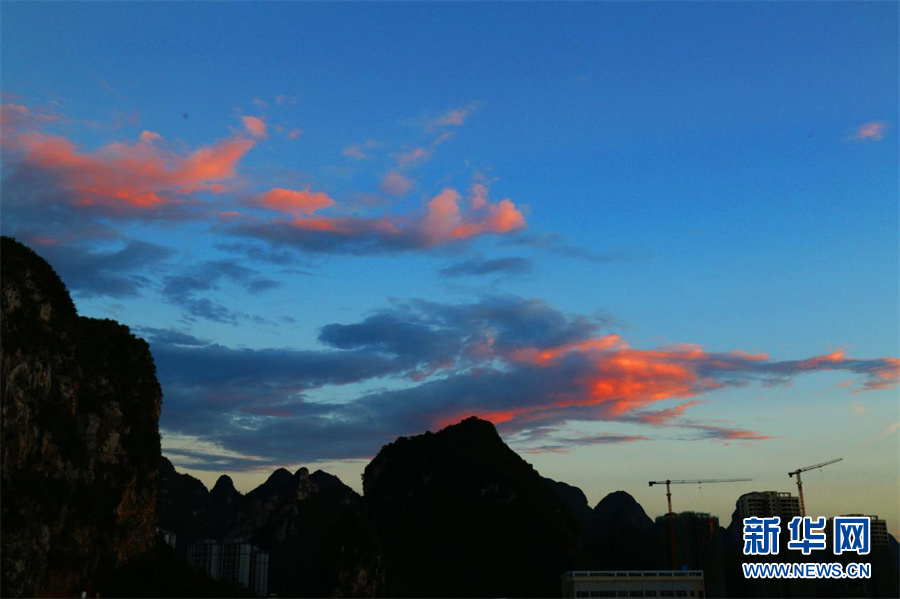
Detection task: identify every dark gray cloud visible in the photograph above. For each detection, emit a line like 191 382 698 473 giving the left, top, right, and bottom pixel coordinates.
147 296 898 471
502 231 643 265
24 239 174 299
160 260 280 324
440 256 532 278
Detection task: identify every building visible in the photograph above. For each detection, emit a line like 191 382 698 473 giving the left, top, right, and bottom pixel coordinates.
157 528 177 549
249 546 269 597
656 512 725 598
736 491 801 521
187 539 268 596
562 570 705 598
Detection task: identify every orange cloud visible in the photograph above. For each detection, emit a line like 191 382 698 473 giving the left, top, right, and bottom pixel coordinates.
5 114 258 210
258 187 335 216
421 188 526 246
857 356 900 391
242 116 267 138
852 121 887 142
239 186 528 252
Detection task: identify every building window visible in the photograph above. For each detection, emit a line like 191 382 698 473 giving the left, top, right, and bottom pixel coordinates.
629 592 644 597
576 592 589 598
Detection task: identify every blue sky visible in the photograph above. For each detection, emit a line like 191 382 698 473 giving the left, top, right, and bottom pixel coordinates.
2 2 897 533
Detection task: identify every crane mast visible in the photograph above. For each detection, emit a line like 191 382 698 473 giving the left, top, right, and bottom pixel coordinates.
788 458 842 517
647 477 753 570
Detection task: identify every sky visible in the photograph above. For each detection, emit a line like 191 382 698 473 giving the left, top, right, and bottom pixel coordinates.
2 2 898 535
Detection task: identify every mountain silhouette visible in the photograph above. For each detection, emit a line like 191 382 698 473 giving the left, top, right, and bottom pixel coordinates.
363 416 582 597
158 461 379 597
583 490 660 570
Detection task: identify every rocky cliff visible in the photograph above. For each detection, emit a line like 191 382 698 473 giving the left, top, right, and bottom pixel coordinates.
1 236 162 597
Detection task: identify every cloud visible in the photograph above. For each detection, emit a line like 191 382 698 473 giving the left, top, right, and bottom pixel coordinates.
681 423 776 443
242 115 267 138
234 187 527 254
2 102 526 257
396 147 430 168
28 239 174 298
342 139 378 159
440 256 532 278
380 170 414 196
150 296 898 469
434 102 480 127
160 259 280 324
2 107 258 213
257 187 336 216
139 130 163 144
517 433 651 454
0 103 59 139
630 401 703 426
503 231 642 265
877 421 899 439
851 121 887 142
275 94 297 106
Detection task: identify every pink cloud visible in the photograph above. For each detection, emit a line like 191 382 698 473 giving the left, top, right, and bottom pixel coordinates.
852 121 887 142
139 130 163 144
236 186 528 252
286 128 302 140
434 102 480 127
242 116 267 138
421 188 526 245
343 139 378 159
258 187 335 216
468 183 489 210
343 145 369 159
0 104 60 142
380 170 414 196
396 147 430 168
634 400 703 425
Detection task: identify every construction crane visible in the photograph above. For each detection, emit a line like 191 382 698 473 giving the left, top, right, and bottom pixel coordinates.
648 478 753 570
788 458 842 517
648 478 754 515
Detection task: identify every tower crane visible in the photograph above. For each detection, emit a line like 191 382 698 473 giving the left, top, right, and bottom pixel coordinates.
788 458 842 517
648 478 754 515
648 478 753 570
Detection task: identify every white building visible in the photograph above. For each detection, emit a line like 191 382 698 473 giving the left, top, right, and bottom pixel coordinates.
187 539 268 596
562 570 706 598
737 491 801 521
